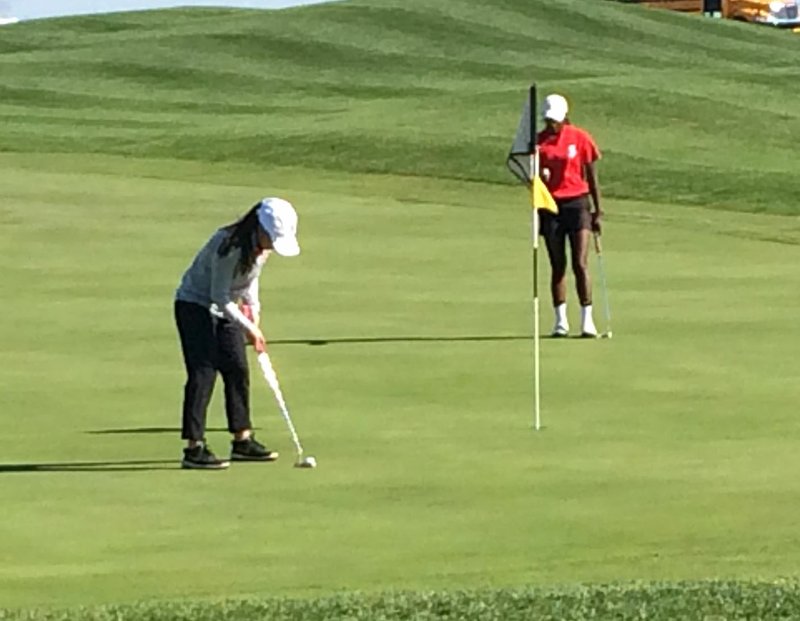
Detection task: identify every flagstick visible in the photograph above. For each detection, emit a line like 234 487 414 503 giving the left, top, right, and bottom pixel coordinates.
530 151 541 431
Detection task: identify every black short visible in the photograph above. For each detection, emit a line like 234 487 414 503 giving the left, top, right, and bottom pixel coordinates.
539 195 592 237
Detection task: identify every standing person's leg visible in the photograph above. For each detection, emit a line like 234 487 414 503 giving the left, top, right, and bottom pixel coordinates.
569 228 592 306
540 211 569 336
216 320 278 462
566 198 598 337
216 319 252 434
175 301 229 469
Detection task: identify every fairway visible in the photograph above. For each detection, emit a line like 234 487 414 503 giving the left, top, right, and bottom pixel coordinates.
2 0 800 617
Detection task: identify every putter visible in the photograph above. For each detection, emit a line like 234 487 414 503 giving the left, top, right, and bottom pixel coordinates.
593 233 613 339
256 352 316 468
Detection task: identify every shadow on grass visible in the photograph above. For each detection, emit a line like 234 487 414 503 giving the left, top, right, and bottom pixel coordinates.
270 334 609 346
0 460 177 473
542 334 609 340
270 335 533 346
87 427 228 435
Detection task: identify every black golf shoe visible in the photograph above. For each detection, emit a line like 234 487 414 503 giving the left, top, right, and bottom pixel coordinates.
231 436 279 462
181 444 230 470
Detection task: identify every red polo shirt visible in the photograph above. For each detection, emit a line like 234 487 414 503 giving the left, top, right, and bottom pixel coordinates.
537 124 600 199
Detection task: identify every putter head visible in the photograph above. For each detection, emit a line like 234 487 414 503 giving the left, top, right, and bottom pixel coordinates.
295 455 317 469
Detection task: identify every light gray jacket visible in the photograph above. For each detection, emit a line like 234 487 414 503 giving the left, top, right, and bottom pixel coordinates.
175 228 267 332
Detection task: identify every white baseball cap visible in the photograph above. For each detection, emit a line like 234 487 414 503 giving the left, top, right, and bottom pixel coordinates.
257 197 300 257
542 94 569 123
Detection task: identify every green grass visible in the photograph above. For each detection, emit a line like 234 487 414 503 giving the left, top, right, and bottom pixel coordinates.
5 582 800 620
3 1 800 212
2 154 800 612
2 0 800 617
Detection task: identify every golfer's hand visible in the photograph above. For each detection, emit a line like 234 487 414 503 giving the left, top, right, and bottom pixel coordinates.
240 302 256 322
251 327 266 353
591 211 603 234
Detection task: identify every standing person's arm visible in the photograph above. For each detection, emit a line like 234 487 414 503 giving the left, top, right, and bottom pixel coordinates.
241 276 261 327
211 250 265 350
585 161 602 233
239 277 264 351
580 129 602 233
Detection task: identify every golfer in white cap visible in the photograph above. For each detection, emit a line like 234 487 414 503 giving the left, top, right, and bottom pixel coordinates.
537 93 603 338
174 198 300 469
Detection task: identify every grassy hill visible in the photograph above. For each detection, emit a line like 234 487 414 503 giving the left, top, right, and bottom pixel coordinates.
2 0 800 212
2 1 800 618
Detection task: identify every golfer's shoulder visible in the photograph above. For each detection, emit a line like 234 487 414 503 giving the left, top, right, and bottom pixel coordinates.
198 229 235 264
565 124 596 143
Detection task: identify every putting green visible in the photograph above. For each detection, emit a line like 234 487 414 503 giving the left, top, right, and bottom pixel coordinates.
1 154 799 609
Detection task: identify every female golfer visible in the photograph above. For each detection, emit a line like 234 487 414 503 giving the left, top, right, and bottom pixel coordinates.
174 197 300 469
537 93 602 338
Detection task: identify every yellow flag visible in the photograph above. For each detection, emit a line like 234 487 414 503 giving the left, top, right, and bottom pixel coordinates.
532 177 558 213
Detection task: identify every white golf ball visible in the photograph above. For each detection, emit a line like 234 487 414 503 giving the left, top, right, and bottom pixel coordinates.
297 456 317 468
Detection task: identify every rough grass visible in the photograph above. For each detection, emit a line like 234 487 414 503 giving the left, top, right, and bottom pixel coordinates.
4 582 800 620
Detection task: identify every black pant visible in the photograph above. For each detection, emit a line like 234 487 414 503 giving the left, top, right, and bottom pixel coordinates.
174 301 252 441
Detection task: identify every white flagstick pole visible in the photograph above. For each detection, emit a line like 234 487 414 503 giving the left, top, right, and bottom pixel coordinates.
529 84 541 431
531 152 541 431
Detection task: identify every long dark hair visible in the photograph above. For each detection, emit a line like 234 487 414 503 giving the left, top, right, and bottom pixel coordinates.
218 203 261 275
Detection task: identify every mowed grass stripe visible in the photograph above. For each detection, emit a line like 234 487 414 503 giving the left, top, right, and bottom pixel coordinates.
2 0 800 212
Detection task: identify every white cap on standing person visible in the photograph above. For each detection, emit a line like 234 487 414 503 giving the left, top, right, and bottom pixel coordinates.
257 197 300 257
542 94 569 123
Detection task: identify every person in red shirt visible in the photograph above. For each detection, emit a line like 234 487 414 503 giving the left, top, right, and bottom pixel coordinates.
537 93 603 338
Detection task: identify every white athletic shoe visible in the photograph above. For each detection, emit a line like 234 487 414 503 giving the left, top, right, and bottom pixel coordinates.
580 305 598 338
580 323 599 338
551 322 570 338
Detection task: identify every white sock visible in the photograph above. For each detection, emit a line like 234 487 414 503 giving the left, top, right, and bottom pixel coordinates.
555 303 568 326
581 304 595 328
